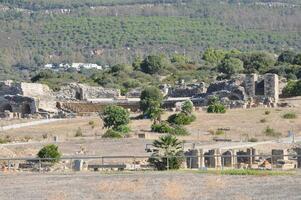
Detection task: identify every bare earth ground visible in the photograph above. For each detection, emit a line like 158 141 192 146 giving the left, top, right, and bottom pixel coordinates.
0 171 301 200
0 97 300 157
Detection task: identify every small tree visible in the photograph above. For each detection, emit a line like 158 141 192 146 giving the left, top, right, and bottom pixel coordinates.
207 96 226 113
181 100 194 115
149 135 184 170
37 144 61 163
140 87 164 123
140 54 170 74
218 57 244 76
101 105 130 130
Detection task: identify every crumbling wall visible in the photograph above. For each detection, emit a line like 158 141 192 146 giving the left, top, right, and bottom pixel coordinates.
55 83 120 101
168 83 207 98
264 73 279 103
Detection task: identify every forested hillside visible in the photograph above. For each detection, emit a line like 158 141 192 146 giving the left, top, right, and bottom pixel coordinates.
0 0 301 82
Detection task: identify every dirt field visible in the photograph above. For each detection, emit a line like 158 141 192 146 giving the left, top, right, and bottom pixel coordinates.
0 98 300 157
0 171 301 200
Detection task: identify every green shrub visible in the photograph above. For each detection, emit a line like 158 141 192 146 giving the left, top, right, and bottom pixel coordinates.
102 129 123 138
260 118 267 123
181 100 194 114
75 127 83 137
37 144 61 163
207 103 226 113
151 122 173 133
101 105 130 129
264 126 282 137
248 138 258 142
215 130 225 135
282 80 301 97
264 110 271 115
282 112 297 119
167 112 196 125
0 137 11 144
171 125 190 136
113 125 131 133
88 120 96 128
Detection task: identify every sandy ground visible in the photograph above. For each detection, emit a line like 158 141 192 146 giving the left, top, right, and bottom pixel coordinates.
0 98 300 158
0 171 301 200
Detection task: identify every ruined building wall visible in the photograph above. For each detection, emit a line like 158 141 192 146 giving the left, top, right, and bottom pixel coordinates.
264 73 279 102
244 74 257 97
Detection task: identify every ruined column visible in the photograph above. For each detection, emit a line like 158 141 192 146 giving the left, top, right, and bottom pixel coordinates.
247 148 253 166
215 148 222 169
231 149 237 168
245 74 258 97
251 148 257 164
264 73 279 104
199 149 205 168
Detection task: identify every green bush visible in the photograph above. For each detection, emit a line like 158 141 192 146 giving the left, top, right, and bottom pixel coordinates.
167 112 196 125
282 112 297 119
282 80 301 97
113 125 131 133
215 130 225 135
151 122 173 133
101 105 130 130
37 144 61 163
264 110 271 115
207 103 226 113
75 127 83 137
248 138 258 142
181 100 194 114
102 129 123 138
260 118 267 123
264 126 282 137
171 125 190 136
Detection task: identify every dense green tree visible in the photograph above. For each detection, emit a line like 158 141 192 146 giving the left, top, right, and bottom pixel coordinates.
238 52 276 73
140 54 170 74
37 144 61 163
293 54 301 65
218 57 244 76
203 48 226 65
140 87 163 121
282 80 301 97
101 105 130 130
278 51 296 64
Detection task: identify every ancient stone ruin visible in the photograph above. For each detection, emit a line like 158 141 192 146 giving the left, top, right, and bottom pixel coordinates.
0 73 284 118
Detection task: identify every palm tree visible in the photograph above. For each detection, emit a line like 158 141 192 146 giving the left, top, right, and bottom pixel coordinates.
149 135 184 170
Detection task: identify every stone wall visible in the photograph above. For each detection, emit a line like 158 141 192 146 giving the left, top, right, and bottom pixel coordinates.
55 83 120 101
168 83 206 98
244 74 257 97
264 73 279 102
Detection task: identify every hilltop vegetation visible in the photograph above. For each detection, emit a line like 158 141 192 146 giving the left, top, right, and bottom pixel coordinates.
0 0 301 86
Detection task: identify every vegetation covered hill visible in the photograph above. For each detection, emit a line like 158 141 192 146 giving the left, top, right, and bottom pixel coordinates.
0 0 300 88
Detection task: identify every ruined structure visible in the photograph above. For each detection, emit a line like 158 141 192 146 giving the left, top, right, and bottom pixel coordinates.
0 81 57 118
0 73 283 117
164 73 282 109
185 147 298 170
55 83 120 101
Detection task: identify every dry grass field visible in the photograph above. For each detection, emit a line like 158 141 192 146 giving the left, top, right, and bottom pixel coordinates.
0 171 301 200
0 97 300 157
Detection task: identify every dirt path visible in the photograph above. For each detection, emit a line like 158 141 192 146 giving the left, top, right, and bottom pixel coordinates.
0 119 65 132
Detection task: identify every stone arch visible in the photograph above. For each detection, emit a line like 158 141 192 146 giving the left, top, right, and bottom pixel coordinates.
237 150 249 163
222 151 232 167
21 104 31 115
1 104 13 112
